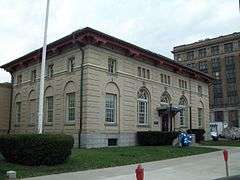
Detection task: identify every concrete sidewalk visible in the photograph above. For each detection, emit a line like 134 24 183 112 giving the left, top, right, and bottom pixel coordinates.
25 146 240 180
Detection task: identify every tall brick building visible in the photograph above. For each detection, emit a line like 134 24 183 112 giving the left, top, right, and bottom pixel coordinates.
173 32 240 127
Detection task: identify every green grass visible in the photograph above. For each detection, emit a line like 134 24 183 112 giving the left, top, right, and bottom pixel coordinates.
0 146 218 179
200 140 240 147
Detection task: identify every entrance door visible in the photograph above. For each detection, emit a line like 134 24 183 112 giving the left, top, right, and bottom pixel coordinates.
162 114 169 131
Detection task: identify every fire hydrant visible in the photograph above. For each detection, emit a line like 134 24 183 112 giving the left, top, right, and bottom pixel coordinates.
135 164 144 180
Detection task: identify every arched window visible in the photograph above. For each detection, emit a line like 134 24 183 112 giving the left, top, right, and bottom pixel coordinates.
28 90 36 125
45 86 54 123
137 88 149 125
198 102 204 128
179 95 188 127
160 91 171 104
15 93 21 125
64 81 76 123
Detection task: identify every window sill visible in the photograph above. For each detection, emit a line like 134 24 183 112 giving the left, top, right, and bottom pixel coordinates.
64 122 75 126
45 123 53 126
137 124 150 128
105 122 117 126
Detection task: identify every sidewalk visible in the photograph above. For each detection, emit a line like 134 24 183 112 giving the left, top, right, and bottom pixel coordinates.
25 146 240 180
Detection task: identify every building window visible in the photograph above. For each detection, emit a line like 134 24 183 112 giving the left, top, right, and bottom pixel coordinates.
160 73 170 85
137 89 149 125
16 102 21 124
214 111 223 122
67 93 75 122
198 108 203 127
224 42 233 53
228 110 239 127
29 99 36 125
225 68 236 83
227 96 239 106
68 57 75 72
105 94 117 123
48 64 54 78
108 58 116 74
17 75 22 84
198 61 208 73
31 70 36 82
211 45 219 55
211 58 221 72
175 54 181 61
198 48 206 58
198 85 202 96
179 79 187 89
108 138 118 146
137 67 150 79
46 96 53 123
179 96 188 127
187 51 194 60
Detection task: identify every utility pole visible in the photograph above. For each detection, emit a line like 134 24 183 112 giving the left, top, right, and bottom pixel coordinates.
38 0 50 134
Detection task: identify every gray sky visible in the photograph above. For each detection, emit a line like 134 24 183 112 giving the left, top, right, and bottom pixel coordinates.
0 0 239 82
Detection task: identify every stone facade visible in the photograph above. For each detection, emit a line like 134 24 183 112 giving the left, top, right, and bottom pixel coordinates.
173 32 240 127
0 83 11 134
1 27 211 148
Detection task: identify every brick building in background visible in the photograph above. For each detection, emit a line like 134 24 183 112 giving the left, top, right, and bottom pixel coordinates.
0 83 11 134
173 32 240 127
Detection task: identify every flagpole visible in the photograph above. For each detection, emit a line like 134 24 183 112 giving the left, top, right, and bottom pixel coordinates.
38 0 50 134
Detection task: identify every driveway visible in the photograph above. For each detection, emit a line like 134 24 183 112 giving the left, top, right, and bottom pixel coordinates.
25 146 240 180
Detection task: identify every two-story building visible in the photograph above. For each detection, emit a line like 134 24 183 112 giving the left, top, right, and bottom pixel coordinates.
1 27 212 148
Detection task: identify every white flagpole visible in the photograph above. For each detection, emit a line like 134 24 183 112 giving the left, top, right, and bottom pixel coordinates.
38 0 50 134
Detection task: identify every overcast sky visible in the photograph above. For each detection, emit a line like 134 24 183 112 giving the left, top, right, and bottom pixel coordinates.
0 0 239 82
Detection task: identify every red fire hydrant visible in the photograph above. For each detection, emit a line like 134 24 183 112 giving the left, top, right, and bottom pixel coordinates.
223 149 229 177
135 164 144 180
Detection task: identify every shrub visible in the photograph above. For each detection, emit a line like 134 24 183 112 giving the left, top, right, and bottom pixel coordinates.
187 129 205 143
0 134 74 166
137 131 179 146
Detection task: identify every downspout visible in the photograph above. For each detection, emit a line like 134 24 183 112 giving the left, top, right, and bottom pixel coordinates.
73 33 85 148
7 73 14 134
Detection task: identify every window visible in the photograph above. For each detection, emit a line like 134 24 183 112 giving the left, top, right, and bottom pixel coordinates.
108 58 116 74
68 57 75 72
187 51 194 60
227 96 239 106
198 48 206 58
108 138 118 146
179 79 187 89
16 102 21 124
17 75 22 84
238 41 240 49
179 96 188 127
105 94 117 123
198 108 203 127
160 91 171 104
228 110 239 127
29 99 36 125
48 64 54 78
211 58 221 72
160 73 170 85
224 42 233 53
46 96 53 123
31 70 36 82
227 83 237 96
213 97 223 108
137 67 150 79
67 93 75 122
211 45 219 55
175 54 181 61
213 84 223 98
137 89 149 125
198 85 202 96
198 61 208 73
213 71 220 80
214 111 223 122
225 68 236 83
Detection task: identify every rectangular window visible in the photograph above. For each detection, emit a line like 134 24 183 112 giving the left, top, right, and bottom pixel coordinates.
161 73 170 85
108 138 118 146
228 110 239 127
17 75 22 84
198 48 206 58
224 42 233 53
46 96 53 123
29 99 36 125
198 108 203 127
31 70 36 82
108 58 116 74
198 85 202 96
167 76 170 85
105 94 117 123
199 61 208 73
211 58 221 72
137 100 148 125
48 64 54 78
142 68 146 78
211 45 219 55
214 111 224 122
68 57 75 72
179 79 187 89
67 93 75 122
138 67 141 77
161 74 164 83
187 51 194 60
146 69 150 79
16 102 21 124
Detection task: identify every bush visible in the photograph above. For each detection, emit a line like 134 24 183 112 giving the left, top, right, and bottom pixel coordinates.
137 131 179 146
0 134 74 166
187 129 205 143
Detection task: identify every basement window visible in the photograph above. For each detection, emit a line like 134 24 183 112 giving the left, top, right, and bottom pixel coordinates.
108 138 118 146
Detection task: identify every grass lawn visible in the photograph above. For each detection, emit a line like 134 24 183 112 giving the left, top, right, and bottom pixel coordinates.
0 146 218 179
200 139 240 147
